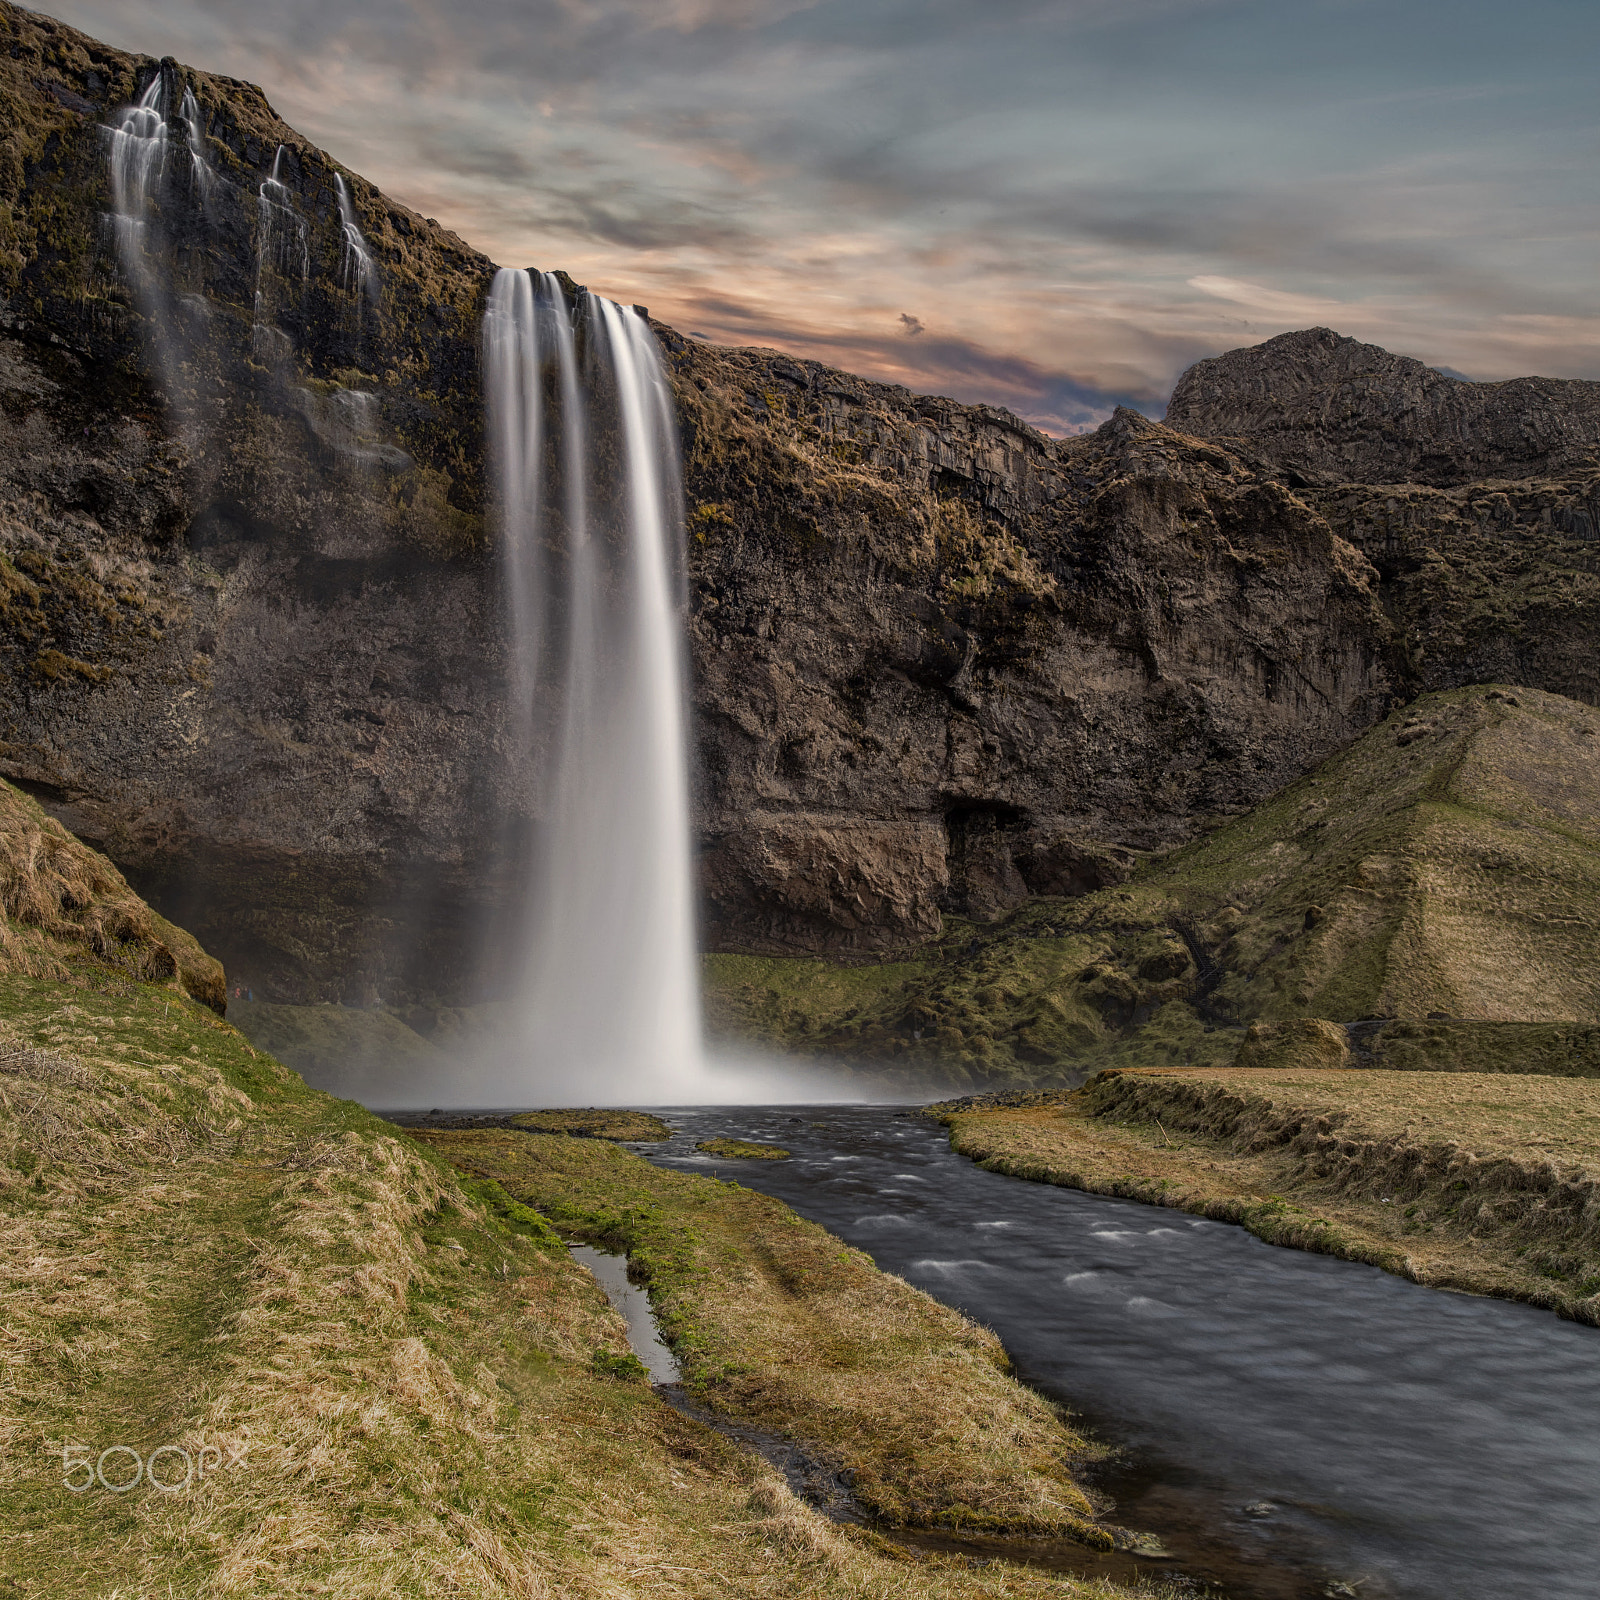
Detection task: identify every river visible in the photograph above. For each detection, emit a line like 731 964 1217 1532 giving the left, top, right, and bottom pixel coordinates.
638 1105 1600 1600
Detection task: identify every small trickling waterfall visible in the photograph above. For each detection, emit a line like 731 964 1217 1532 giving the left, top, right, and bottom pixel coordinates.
177 86 218 210
334 174 377 300
103 71 193 411
105 75 166 262
483 268 706 1099
253 145 308 355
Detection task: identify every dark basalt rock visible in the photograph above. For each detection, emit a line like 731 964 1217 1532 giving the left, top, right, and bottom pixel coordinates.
668 343 1393 954
1165 326 1600 489
1165 326 1600 713
0 3 1588 1002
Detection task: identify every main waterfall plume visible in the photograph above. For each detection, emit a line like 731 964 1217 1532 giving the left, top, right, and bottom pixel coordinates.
483 269 705 1099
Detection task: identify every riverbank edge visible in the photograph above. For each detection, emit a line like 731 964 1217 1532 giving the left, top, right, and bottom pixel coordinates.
938 1070 1600 1327
409 1124 1126 1548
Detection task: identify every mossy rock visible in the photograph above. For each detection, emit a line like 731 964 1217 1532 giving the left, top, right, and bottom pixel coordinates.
1235 1018 1351 1072
509 1109 672 1142
695 1137 790 1161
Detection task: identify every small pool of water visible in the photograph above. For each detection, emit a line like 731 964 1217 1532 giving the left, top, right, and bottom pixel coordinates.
569 1244 681 1383
634 1105 1600 1600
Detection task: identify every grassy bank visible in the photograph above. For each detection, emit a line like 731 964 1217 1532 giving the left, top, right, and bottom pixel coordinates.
412 1124 1116 1544
0 965 1178 1598
0 771 1169 1596
943 1067 1600 1323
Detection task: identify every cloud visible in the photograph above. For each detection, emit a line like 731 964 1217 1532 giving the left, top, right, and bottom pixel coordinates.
659 291 1156 433
1188 275 1351 321
35 0 1600 407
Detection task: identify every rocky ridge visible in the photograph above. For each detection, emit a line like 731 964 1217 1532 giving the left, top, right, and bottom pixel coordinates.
1168 328 1600 712
0 5 1594 1011
1165 326 1600 489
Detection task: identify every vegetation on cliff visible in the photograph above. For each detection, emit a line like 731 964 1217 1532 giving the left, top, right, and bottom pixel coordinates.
706 684 1600 1087
0 774 221 1009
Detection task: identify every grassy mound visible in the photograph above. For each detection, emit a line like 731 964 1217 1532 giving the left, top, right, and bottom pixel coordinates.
0 778 223 1011
413 1125 1113 1543
695 1137 791 1160
706 685 1600 1087
227 997 450 1085
510 1109 673 1141
943 1066 1600 1322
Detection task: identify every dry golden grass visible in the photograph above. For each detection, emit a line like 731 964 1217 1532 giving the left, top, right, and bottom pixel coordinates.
413 1126 1115 1544
0 970 1182 1599
0 969 1170 1598
0 775 1167 1596
946 1066 1600 1324
0 778 223 1011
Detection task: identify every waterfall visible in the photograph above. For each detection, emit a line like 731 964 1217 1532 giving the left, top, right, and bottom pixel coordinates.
177 86 218 210
103 71 192 411
257 146 309 278
334 174 378 300
483 268 705 1099
105 74 167 262
254 145 308 356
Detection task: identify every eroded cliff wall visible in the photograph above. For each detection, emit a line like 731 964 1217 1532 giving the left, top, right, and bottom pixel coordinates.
0 6 1588 1007
667 341 1392 954
1166 327 1600 711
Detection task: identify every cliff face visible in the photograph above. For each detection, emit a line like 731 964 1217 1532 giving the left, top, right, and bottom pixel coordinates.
1166 327 1600 714
0 5 1588 1008
667 340 1391 953
0 4 513 1003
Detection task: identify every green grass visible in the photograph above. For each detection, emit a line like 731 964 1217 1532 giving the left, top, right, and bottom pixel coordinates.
413 1125 1117 1542
705 685 1600 1086
228 996 450 1084
509 1109 673 1140
695 1137 791 1160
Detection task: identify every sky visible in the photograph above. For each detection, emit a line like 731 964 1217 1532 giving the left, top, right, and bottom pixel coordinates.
32 0 1600 434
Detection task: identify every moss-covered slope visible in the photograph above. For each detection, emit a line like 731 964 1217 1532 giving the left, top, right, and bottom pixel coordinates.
0 773 222 1008
707 684 1600 1088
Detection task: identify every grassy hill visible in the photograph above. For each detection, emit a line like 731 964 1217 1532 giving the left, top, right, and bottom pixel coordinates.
706 684 1600 1088
0 776 1156 1598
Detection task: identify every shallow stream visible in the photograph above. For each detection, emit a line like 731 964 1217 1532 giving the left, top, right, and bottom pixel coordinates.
636 1105 1600 1600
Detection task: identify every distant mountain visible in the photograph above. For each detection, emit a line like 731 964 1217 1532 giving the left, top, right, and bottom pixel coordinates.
1165 326 1600 487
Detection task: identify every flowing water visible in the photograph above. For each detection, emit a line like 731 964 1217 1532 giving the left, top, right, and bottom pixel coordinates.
570 1245 682 1382
334 173 377 300
480 272 706 1103
177 85 219 210
639 1105 1600 1600
105 72 168 287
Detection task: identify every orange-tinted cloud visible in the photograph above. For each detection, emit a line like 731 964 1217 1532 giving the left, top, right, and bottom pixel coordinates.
37 0 1600 430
